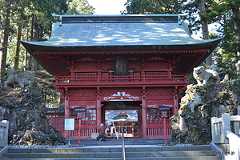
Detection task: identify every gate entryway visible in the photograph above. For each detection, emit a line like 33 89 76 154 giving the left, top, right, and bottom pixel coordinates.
102 101 141 138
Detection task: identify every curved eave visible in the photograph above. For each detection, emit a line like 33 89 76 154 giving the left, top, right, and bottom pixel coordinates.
21 38 222 53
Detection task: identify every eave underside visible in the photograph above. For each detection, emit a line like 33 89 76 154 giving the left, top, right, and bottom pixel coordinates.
22 39 221 76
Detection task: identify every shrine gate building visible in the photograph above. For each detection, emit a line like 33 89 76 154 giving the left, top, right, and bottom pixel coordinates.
22 14 220 140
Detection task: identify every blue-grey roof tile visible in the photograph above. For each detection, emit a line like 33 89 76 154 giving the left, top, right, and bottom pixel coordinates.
23 15 221 48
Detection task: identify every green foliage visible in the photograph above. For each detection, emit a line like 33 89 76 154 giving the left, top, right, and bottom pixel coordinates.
67 0 94 14
207 1 240 77
0 0 95 69
0 0 95 106
124 0 182 14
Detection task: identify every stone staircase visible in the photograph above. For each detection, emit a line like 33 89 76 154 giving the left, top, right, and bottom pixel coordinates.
126 145 219 160
1 145 220 160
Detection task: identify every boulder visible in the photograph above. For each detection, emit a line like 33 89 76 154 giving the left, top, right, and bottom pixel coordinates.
0 70 64 145
171 66 239 144
193 66 219 86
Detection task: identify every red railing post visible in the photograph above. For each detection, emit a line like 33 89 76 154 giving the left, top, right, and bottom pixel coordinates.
168 70 171 79
141 71 145 82
97 71 101 82
163 117 168 144
108 70 113 82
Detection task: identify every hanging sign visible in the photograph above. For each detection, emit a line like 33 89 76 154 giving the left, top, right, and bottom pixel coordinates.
64 118 75 131
104 91 140 101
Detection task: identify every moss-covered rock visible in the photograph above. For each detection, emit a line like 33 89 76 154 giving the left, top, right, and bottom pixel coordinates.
0 71 64 145
171 68 239 144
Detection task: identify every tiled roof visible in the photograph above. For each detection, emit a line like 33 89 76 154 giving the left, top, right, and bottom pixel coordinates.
22 14 221 49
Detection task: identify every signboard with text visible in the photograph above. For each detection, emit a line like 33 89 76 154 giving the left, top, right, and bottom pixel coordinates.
64 118 75 131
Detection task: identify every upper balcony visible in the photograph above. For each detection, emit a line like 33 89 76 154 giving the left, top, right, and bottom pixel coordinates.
55 70 187 87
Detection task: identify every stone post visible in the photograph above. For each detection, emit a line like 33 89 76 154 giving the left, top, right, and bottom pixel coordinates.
211 117 218 143
0 120 9 146
237 105 240 115
222 113 231 143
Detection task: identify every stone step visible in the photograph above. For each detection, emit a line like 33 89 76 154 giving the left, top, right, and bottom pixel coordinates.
126 156 219 160
126 150 217 157
1 157 218 160
6 147 122 153
4 152 122 158
125 145 213 152
74 139 165 146
1 158 122 160
4 150 216 158
2 145 220 160
6 145 212 153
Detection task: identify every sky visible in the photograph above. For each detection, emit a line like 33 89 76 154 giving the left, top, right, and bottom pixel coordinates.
88 0 127 15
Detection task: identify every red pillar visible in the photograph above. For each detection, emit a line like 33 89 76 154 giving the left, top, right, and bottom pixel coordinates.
64 88 70 138
163 117 167 143
96 88 102 129
173 87 179 114
142 88 147 138
64 88 70 118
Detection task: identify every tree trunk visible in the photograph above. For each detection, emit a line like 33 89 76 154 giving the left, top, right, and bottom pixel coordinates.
28 15 35 70
1 0 11 85
29 14 40 71
199 0 209 40
25 28 29 68
14 24 22 70
231 5 240 55
199 0 212 65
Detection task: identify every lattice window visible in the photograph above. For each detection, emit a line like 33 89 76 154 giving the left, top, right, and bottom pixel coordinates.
74 108 96 121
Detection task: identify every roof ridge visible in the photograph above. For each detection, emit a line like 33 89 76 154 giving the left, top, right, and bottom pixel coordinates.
53 14 180 24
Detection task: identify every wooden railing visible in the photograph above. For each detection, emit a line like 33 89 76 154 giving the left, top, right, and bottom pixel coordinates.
69 119 98 138
48 116 98 139
211 113 240 160
146 118 170 140
69 127 98 138
0 120 9 146
56 71 186 85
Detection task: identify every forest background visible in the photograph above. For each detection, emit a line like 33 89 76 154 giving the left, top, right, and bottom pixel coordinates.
0 0 239 109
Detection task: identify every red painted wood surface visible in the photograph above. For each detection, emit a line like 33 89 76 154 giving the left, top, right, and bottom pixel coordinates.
69 119 98 138
145 118 170 140
48 115 64 134
48 115 170 140
46 54 187 140
55 71 187 87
